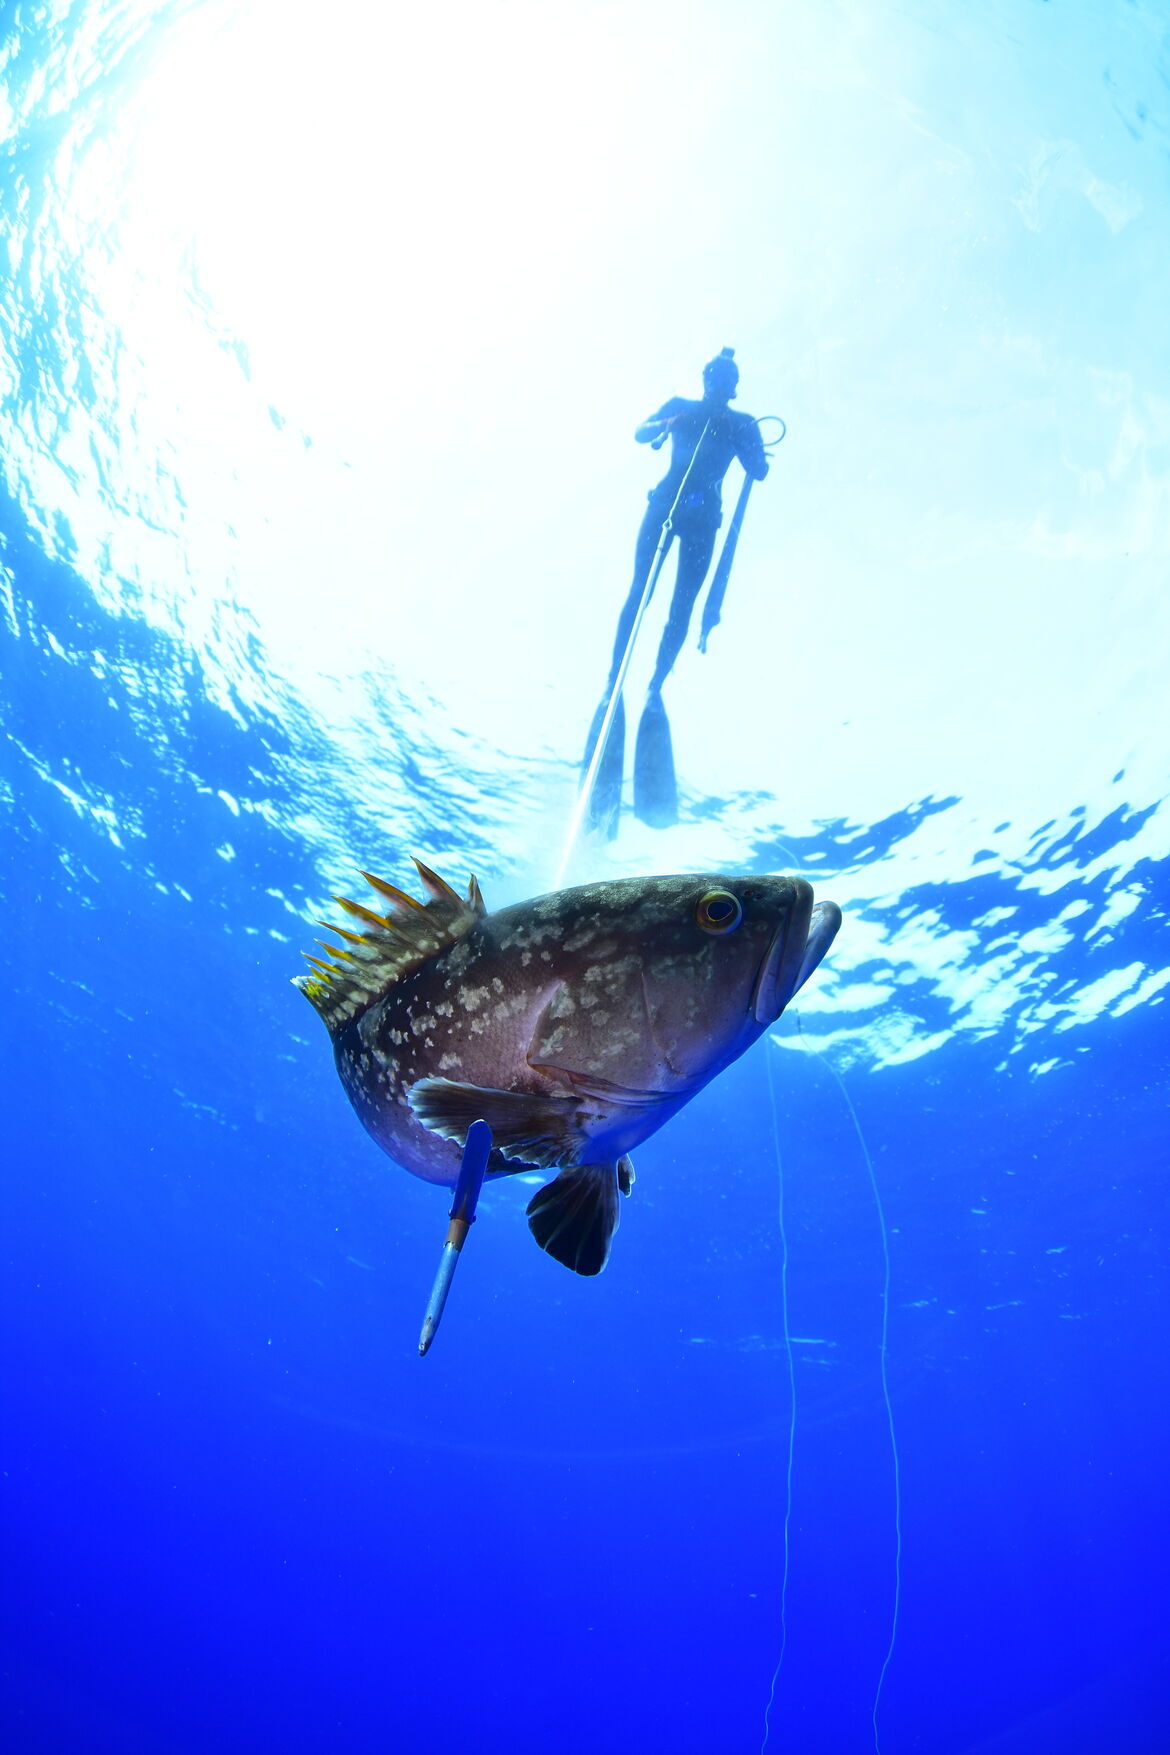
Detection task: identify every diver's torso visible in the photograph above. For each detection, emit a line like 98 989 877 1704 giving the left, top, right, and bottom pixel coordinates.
654 397 755 507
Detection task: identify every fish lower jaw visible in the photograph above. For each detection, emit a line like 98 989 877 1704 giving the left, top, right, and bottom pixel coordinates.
751 882 817 1023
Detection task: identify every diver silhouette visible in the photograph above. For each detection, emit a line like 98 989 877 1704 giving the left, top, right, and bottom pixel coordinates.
583 348 769 833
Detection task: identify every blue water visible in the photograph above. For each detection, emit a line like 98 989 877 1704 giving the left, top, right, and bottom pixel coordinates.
2 2 1168 1751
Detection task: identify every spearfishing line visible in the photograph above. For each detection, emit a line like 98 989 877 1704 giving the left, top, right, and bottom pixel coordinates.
756 414 788 448
760 1047 799 1754
807 1038 902 1755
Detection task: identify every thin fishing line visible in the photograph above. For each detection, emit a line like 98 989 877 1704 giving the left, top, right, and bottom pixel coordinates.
760 1045 799 1754
800 1025 902 1755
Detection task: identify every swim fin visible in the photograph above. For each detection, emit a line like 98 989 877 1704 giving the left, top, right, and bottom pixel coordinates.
583 693 624 839
633 689 678 827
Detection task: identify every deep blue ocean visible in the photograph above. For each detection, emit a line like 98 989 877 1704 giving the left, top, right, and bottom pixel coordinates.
2 2 1168 1751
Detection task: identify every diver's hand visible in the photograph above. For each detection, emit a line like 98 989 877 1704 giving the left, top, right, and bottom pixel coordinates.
642 414 678 449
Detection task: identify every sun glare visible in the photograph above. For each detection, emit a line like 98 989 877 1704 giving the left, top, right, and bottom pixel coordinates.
96 0 638 431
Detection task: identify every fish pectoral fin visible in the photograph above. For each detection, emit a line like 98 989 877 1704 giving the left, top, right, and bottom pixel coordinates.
617 1155 635 1197
526 1163 621 1276
407 1078 586 1170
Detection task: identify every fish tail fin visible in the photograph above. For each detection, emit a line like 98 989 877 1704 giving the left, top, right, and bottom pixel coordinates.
525 1163 620 1276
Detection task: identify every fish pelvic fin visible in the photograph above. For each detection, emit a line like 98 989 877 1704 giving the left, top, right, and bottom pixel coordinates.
294 864 486 1033
407 1077 587 1170
526 1163 621 1276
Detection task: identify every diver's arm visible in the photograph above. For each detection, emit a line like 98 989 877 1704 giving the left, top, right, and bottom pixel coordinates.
635 398 684 445
635 416 675 445
736 414 769 481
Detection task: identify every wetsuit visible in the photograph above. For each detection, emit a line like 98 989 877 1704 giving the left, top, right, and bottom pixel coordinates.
608 397 768 692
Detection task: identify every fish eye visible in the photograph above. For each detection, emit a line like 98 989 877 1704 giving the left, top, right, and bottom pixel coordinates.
695 890 743 934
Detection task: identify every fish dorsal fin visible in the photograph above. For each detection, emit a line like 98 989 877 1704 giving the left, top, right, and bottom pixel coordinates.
294 860 486 1032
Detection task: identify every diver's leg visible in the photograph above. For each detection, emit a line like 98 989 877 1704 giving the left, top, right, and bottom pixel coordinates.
648 522 718 692
608 505 668 686
583 501 669 822
582 506 662 805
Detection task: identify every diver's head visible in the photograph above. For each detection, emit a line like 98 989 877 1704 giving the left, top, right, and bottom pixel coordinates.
702 347 739 404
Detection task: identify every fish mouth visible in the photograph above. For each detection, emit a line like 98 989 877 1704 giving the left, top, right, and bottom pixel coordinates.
751 885 842 1024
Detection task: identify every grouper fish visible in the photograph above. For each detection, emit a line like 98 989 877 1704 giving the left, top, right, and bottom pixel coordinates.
296 863 841 1277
